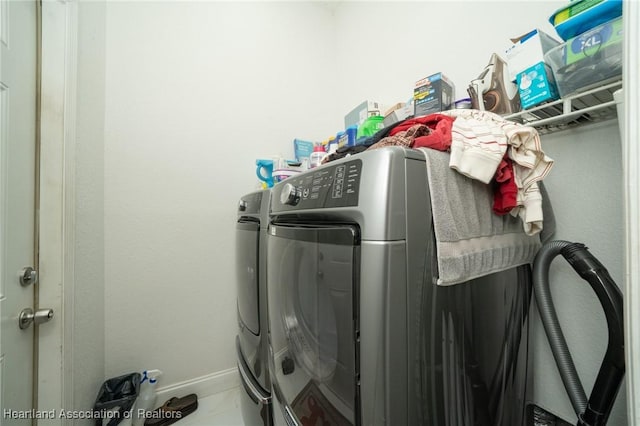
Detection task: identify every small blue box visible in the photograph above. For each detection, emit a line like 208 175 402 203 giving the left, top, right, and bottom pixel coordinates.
516 62 559 110
337 126 359 148
346 126 358 147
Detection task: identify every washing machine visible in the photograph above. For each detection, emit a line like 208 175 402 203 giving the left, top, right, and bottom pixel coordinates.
266 147 533 425
236 189 272 425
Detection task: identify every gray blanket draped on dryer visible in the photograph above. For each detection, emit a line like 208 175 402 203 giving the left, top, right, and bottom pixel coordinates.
418 147 546 286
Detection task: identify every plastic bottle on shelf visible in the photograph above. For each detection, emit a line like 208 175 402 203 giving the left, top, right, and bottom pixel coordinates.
309 143 327 169
132 369 163 426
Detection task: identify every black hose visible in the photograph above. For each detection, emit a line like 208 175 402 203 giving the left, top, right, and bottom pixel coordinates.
533 240 625 426
532 240 588 416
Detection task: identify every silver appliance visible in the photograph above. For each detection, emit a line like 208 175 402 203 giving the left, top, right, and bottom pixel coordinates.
266 147 532 425
236 190 272 425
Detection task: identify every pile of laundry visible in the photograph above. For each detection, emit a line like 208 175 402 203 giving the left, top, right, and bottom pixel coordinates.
324 109 554 236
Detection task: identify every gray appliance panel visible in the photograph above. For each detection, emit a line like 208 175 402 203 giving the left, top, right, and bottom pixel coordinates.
274 160 362 210
238 190 264 215
357 240 409 426
270 147 418 241
267 149 532 425
357 244 532 426
236 189 272 393
236 219 260 335
237 337 272 426
415 264 532 426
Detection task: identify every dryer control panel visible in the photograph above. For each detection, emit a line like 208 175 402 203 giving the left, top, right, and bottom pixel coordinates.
273 159 362 211
237 190 263 215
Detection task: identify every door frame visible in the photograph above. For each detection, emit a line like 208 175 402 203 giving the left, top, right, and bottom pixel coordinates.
37 0 77 419
622 2 640 424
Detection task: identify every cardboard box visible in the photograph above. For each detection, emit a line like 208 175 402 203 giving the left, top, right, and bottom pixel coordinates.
344 101 386 128
383 102 406 117
505 29 561 82
383 104 413 127
517 62 559 109
413 73 454 117
293 139 314 162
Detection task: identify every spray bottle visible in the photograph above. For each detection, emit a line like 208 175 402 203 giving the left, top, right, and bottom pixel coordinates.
132 369 163 426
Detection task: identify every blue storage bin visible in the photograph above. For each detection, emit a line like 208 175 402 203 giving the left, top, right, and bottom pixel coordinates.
549 0 622 41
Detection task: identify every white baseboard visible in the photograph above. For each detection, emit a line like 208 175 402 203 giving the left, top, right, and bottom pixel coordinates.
155 368 240 400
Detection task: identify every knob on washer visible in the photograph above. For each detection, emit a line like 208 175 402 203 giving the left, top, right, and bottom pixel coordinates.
280 183 301 206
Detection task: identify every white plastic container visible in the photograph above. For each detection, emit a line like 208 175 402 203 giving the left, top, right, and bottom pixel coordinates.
132 369 162 426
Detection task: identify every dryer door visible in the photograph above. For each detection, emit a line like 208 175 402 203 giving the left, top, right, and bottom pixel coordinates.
268 223 360 426
236 218 260 335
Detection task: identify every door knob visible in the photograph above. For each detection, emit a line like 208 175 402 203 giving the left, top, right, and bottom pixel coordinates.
19 308 54 330
19 266 38 286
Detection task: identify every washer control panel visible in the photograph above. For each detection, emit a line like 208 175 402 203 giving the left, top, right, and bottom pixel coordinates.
273 159 362 211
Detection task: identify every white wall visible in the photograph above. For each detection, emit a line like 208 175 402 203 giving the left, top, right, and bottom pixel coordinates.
534 121 626 425
102 1 339 391
73 1 628 424
331 1 564 114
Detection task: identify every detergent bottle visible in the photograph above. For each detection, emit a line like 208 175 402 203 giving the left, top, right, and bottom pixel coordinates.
132 369 163 426
309 143 327 169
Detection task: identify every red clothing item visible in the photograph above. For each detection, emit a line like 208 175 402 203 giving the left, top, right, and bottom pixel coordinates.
367 124 431 150
390 114 455 151
391 114 517 217
493 157 518 215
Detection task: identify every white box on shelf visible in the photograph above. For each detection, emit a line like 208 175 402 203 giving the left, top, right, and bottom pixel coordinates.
505 29 561 82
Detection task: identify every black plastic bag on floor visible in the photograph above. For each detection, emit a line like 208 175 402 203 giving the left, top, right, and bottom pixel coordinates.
93 372 141 426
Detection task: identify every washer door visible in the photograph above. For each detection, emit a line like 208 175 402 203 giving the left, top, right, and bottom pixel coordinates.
268 223 359 426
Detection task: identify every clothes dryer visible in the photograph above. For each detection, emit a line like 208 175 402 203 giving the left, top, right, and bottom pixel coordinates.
236 189 272 425
266 147 533 426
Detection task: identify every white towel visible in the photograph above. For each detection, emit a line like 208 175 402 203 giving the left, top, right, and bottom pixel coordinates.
442 109 554 235
418 148 542 286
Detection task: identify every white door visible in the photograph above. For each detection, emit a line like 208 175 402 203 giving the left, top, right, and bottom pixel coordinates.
0 0 38 420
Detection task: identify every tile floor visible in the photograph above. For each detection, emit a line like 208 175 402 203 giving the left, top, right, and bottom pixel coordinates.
175 386 244 426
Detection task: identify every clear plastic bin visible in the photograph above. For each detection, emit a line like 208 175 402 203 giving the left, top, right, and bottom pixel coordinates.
544 17 622 97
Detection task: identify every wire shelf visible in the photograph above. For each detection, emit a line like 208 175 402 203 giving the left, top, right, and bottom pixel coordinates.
505 80 623 135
